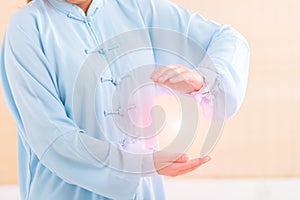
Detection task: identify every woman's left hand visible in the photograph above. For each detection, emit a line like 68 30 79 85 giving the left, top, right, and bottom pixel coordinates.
150 64 204 94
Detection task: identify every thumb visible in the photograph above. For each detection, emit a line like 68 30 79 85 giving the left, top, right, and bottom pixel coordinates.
174 153 189 163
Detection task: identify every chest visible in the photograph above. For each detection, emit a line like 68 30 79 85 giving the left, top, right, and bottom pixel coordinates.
39 7 156 119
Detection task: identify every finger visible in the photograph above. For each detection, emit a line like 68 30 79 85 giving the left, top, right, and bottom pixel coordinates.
164 152 188 163
169 72 204 92
172 156 211 172
150 65 179 81
176 157 211 175
150 66 173 81
169 71 191 84
158 153 189 170
155 153 188 171
176 161 205 176
156 67 187 83
157 156 211 176
174 154 189 163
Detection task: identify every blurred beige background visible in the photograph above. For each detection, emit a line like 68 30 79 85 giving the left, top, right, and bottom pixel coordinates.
0 0 299 184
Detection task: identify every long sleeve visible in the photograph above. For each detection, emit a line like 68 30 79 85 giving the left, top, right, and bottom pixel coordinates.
0 12 153 200
1 0 249 199
137 0 250 119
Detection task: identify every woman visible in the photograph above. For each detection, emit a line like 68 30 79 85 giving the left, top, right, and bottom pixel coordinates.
0 0 249 199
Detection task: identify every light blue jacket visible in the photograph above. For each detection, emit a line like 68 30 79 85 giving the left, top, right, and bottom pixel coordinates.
0 0 249 199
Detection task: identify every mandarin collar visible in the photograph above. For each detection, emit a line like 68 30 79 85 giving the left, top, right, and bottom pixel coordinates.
47 0 106 20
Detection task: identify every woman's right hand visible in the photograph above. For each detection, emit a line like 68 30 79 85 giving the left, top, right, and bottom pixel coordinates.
153 151 211 177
